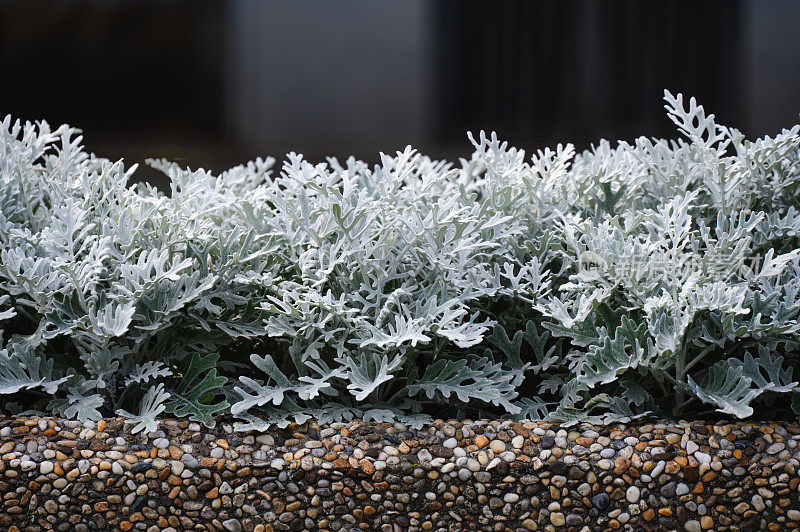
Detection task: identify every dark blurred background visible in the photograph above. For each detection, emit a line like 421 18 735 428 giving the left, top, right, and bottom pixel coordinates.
1 0 799 188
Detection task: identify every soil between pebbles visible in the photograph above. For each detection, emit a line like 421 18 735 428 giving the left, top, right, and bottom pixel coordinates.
0 417 796 531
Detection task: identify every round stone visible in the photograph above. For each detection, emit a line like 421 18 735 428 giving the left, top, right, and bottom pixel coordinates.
566 514 583 526
489 440 506 453
626 486 640 503
550 513 565 526
458 468 472 481
592 492 610 510
600 448 615 459
694 451 711 465
766 443 784 455
752 494 765 512
222 519 243 532
684 520 701 532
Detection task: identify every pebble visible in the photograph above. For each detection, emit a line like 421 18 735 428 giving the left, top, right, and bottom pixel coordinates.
694 451 711 465
767 442 784 454
222 519 242 532
489 440 506 453
685 520 701 532
592 492 610 510
0 416 792 530
600 448 615 458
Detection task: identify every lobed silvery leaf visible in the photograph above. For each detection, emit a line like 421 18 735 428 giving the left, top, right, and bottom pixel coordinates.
117 383 170 434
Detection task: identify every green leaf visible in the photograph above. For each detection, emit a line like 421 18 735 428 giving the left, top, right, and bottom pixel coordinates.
164 353 228 424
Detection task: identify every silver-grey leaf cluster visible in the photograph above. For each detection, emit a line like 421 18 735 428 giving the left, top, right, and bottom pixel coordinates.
0 91 799 428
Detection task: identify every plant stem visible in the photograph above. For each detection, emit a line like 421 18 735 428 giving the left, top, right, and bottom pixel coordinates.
674 343 687 416
684 344 715 373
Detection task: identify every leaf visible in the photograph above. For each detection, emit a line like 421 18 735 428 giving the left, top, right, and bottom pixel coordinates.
576 316 659 388
686 351 798 418
232 354 296 414
61 389 104 422
486 321 560 373
232 398 312 431
0 295 15 322
125 360 173 386
341 352 404 402
510 397 550 421
117 383 170 434
164 353 228 424
0 343 66 395
618 378 653 407
407 355 526 414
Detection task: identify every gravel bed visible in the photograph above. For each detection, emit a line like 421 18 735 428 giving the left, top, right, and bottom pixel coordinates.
0 416 797 531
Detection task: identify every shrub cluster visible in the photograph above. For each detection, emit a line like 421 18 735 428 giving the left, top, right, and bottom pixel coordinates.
1 92 799 432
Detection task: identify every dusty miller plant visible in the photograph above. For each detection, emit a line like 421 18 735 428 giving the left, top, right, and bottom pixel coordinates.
0 91 799 431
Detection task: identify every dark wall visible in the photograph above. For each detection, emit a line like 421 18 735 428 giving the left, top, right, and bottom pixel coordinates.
0 1 224 134
0 0 796 179
434 0 742 147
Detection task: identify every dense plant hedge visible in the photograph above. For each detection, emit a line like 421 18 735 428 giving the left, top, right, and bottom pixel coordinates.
1 92 799 431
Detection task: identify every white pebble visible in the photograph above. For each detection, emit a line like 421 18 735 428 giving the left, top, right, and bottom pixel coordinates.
694 451 711 465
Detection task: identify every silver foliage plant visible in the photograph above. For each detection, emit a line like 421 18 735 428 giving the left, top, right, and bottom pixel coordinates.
0 91 799 432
